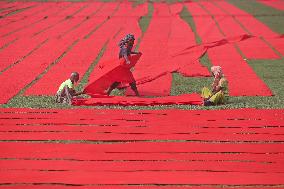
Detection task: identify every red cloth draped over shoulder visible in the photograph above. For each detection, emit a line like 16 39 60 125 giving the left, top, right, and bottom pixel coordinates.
84 53 142 96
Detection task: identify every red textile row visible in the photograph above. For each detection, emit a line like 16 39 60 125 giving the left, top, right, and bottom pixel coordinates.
215 1 284 56
1 141 283 156
0 3 85 72
0 125 282 141
1 143 282 163
1 169 283 185
258 0 284 11
0 186 280 189
87 2 148 82
0 159 281 175
73 93 202 106
0 3 107 104
186 2 273 96
0 2 36 18
198 1 279 60
24 2 144 96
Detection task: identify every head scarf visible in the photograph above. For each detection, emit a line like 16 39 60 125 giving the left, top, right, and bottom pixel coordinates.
118 34 135 48
211 66 223 79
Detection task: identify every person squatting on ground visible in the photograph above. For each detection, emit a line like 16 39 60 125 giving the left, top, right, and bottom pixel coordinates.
201 66 228 106
106 34 141 96
55 72 83 104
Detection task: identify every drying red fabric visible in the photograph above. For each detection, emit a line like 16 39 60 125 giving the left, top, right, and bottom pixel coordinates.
25 2 146 96
0 3 88 72
0 3 109 104
87 2 147 82
186 2 273 96
126 3 209 97
215 1 283 55
198 1 279 60
258 0 284 10
133 34 251 86
0 2 36 17
1 108 284 186
72 93 202 106
84 53 142 96
126 3 173 96
1 107 284 186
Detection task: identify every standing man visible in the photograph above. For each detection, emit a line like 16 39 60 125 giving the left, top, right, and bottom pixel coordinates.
106 34 141 96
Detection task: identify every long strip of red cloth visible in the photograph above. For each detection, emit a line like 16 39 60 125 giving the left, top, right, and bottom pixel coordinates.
24 3 119 96
198 1 279 59
186 3 273 96
72 93 202 106
83 53 142 95
258 0 284 10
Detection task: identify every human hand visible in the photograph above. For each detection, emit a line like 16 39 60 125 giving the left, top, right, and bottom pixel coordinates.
126 60 131 64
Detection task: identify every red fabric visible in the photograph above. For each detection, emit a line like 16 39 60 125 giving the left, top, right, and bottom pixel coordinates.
0 3 82 46
83 53 142 95
198 1 279 60
0 2 36 17
1 135 283 155
0 2 73 48
208 44 273 96
237 37 280 59
0 2 68 34
126 3 210 96
215 1 283 55
1 125 283 141
185 2 223 43
127 3 173 96
215 1 278 37
24 2 146 96
0 3 86 72
169 3 210 77
0 159 281 177
1 187 277 189
132 34 249 87
72 93 202 106
0 108 284 185
24 2 119 96
87 2 147 82
1 169 283 185
0 6 105 104
258 0 284 10
266 35 284 56
186 2 273 96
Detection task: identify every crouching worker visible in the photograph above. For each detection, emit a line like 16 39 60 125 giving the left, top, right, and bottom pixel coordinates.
201 66 228 106
55 72 83 104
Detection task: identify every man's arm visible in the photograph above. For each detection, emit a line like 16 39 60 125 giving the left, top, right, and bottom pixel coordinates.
74 91 84 96
212 86 223 95
131 51 140 54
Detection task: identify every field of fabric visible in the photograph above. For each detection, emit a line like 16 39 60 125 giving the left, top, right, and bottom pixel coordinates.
0 108 284 188
0 0 284 187
0 0 283 107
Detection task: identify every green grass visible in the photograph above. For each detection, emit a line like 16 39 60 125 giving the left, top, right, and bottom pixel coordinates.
1 0 284 110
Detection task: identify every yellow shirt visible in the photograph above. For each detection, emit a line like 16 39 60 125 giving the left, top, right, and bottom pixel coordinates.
57 79 74 93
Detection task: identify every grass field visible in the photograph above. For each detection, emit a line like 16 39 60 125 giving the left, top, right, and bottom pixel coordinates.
1 0 284 110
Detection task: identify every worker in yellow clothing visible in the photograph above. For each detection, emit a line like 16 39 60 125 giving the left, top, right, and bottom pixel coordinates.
201 66 228 106
55 72 83 104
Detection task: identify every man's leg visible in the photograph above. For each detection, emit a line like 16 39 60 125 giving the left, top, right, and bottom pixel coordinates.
130 82 139 96
106 82 120 95
55 92 62 103
55 87 71 104
201 87 212 99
